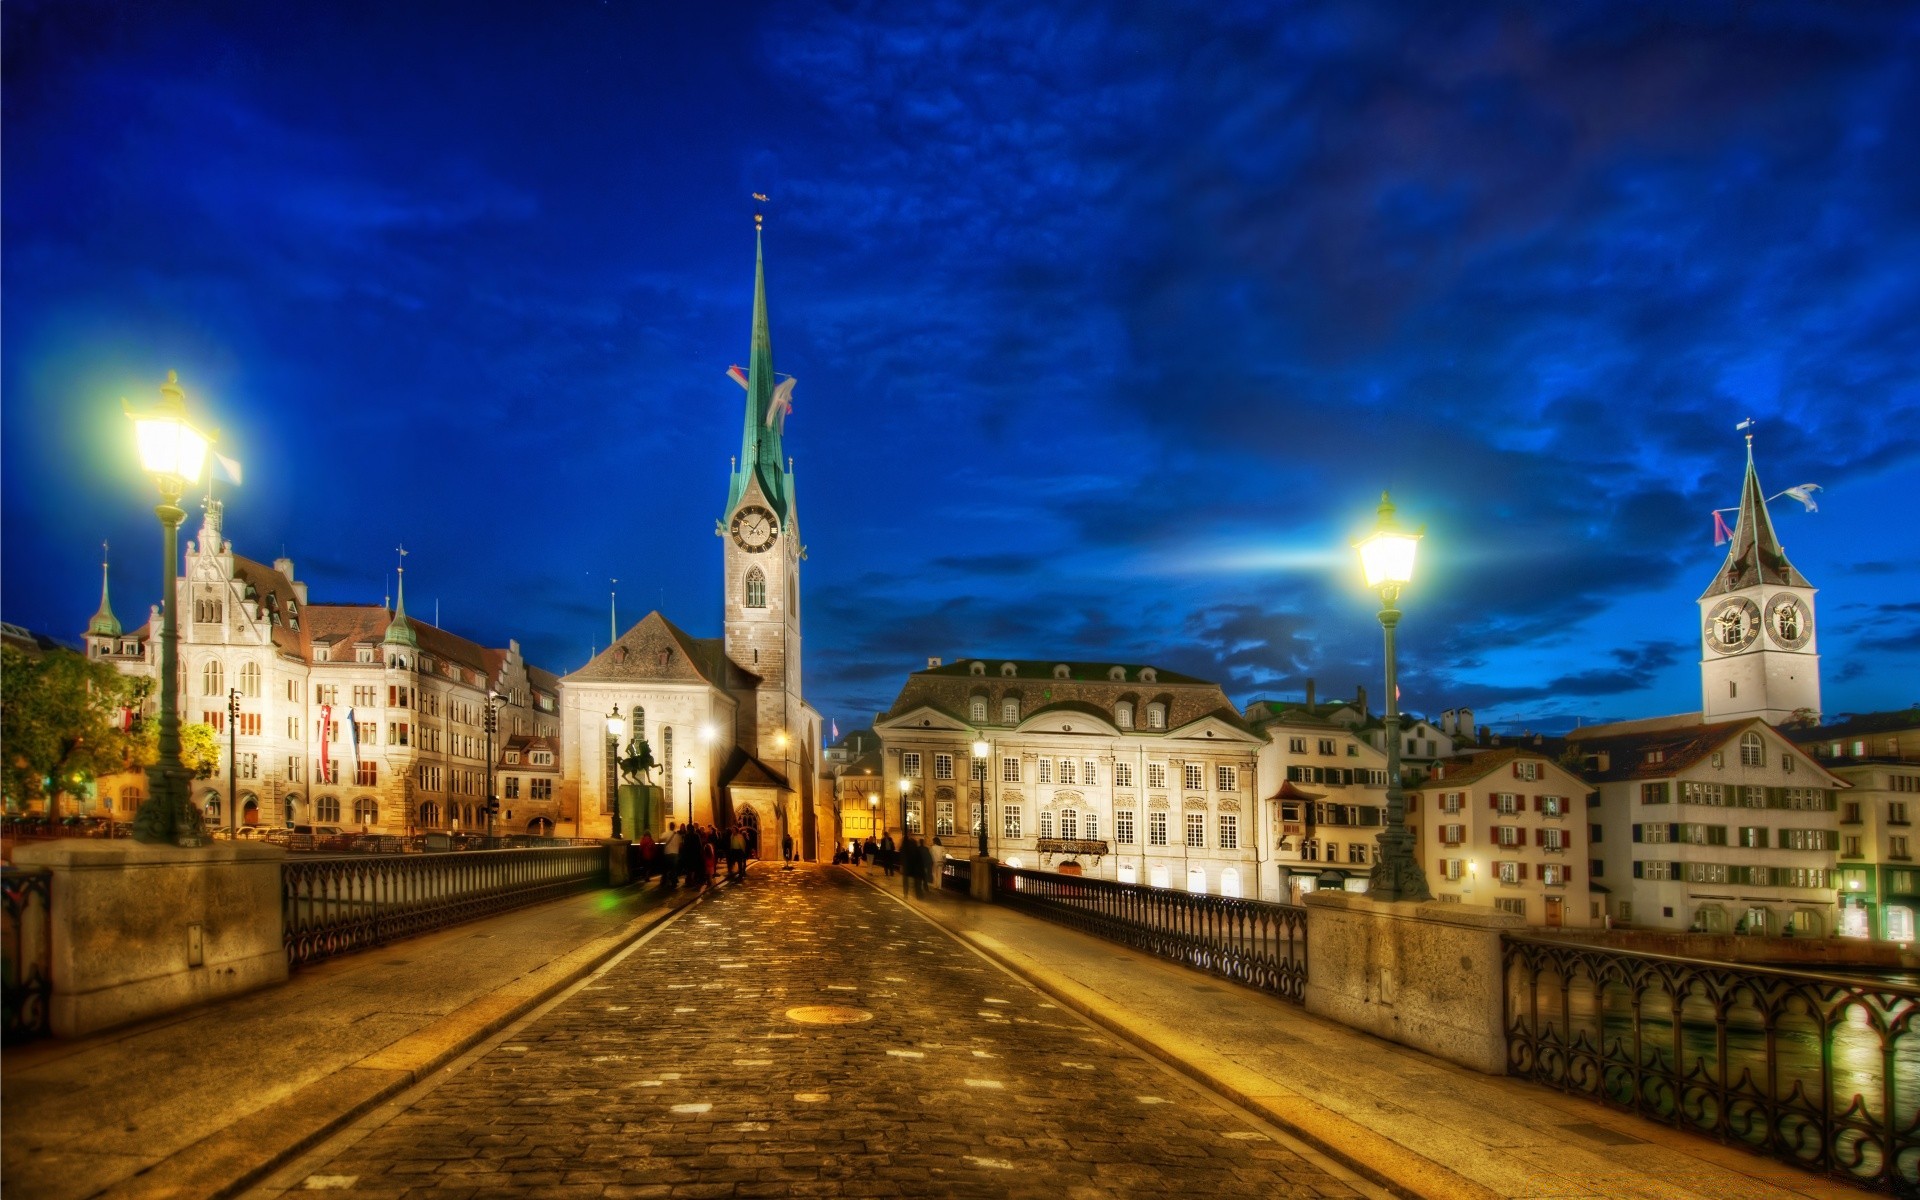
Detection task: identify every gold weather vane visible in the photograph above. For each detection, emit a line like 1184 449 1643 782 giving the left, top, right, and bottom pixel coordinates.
754 192 767 229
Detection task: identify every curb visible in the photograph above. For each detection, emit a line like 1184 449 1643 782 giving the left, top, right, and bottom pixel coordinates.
849 869 1485 1200
99 882 711 1200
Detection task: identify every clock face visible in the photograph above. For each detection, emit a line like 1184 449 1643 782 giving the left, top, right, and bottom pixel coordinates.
1765 592 1812 650
729 505 777 553
1705 597 1761 654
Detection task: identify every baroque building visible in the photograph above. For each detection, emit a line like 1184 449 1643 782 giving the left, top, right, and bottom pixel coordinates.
559 223 826 858
874 658 1268 897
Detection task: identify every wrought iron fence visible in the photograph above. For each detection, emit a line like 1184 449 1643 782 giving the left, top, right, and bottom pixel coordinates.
940 855 972 894
3 865 52 1043
991 865 1307 1002
283 846 608 968
1504 935 1920 1194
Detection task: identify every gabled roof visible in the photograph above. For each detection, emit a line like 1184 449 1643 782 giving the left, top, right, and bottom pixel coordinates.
564 611 747 690
231 555 311 658
1700 440 1809 599
1564 717 1841 785
1425 747 1584 789
720 746 791 792
1787 711 1920 743
1168 705 1266 740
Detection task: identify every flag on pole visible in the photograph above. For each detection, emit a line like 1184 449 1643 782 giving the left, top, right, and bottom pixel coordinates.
319 704 332 782
1713 510 1735 546
1736 417 1756 431
214 453 244 485
766 376 795 431
1782 483 1822 512
726 364 750 390
831 719 840 742
346 707 360 764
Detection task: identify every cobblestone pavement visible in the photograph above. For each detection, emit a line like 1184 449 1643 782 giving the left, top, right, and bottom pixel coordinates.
270 865 1365 1198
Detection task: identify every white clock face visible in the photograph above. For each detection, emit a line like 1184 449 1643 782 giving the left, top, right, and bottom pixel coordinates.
730 505 776 552
1765 593 1811 650
1706 598 1761 654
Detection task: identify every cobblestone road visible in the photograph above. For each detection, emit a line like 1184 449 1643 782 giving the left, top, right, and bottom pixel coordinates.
276 865 1362 1198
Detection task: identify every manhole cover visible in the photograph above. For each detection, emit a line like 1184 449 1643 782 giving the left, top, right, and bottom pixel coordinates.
785 1005 873 1025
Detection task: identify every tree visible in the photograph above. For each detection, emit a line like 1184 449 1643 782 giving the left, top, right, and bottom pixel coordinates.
1 646 151 817
156 721 223 780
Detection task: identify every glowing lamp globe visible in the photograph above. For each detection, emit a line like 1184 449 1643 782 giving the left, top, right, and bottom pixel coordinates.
605 704 623 738
1356 492 1420 591
127 371 210 487
971 738 990 760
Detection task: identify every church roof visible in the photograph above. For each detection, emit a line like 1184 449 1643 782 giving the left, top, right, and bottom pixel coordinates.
723 227 793 526
1700 439 1810 599
231 555 311 659
719 746 792 792
563 610 751 690
88 553 121 637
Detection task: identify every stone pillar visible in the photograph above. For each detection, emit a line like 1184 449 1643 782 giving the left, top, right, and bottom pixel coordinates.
10 839 288 1039
1302 890 1523 1074
605 838 632 886
971 855 995 902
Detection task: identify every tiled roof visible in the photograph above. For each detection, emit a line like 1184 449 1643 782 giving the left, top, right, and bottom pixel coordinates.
1787 711 1920 742
564 611 750 690
1425 747 1584 788
232 556 311 659
720 747 791 792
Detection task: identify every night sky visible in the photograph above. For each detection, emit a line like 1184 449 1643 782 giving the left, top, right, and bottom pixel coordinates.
5 1 1917 736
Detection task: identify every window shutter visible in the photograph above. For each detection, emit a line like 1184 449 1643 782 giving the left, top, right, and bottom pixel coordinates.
1533 795 1543 812
1535 828 1546 846
1491 826 1501 845
1668 823 1679 841
1518 862 1529 880
1513 762 1523 778
1632 860 1644 878
1564 864 1576 883
1489 795 1499 810
1632 823 1642 841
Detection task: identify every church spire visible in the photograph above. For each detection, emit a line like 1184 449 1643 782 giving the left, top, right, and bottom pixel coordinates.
1699 435 1808 599
383 545 418 647
725 210 793 524
89 541 122 637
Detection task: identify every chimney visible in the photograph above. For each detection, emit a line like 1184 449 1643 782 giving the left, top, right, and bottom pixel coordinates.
1460 708 1474 740
1356 685 1367 715
1305 678 1316 709
927 657 943 669
1440 709 1456 737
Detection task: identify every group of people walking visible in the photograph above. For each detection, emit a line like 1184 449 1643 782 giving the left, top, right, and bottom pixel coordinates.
633 820 758 889
842 833 934 896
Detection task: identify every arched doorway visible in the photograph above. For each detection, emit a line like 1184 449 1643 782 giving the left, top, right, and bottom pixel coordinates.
738 805 762 858
528 816 554 837
240 792 260 826
286 794 306 826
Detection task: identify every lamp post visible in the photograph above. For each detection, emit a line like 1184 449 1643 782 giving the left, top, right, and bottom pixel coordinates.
685 759 694 826
1354 491 1431 902
483 691 501 844
897 777 913 896
971 737 991 858
127 371 211 847
869 793 879 840
700 724 717 826
227 687 240 839
605 703 623 840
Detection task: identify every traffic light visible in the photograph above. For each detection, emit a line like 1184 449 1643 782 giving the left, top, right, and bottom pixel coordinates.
486 798 501 816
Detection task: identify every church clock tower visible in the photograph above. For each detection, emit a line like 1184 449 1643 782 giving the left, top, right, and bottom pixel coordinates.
720 221 805 774
1699 436 1820 725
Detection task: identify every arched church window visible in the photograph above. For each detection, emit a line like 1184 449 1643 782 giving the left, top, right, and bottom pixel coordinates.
630 706 645 745
202 659 224 697
1740 731 1765 767
745 568 767 609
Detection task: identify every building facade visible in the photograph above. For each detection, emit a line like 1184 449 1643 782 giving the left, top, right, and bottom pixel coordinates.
874 659 1270 897
1409 748 1598 927
1243 698 1391 902
1793 715 1920 940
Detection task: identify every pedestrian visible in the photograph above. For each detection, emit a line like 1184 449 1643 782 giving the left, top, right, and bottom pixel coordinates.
728 826 747 880
863 836 877 866
912 837 933 898
879 833 897 877
678 822 704 888
636 830 656 882
660 822 682 890
782 831 795 864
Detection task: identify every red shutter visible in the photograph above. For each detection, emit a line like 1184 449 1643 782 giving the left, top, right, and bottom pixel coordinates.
1533 795 1543 812
1535 828 1546 846
1490 795 1499 810
1513 762 1523 778
1491 826 1501 845
1564 864 1576 883
1518 862 1529 880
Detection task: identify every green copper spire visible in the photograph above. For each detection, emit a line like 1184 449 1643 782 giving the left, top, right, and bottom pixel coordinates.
724 224 792 523
89 541 122 637
384 546 418 647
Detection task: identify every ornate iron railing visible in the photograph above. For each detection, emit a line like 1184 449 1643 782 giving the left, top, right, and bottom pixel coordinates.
283 846 608 967
1504 935 1920 1194
991 865 1307 1002
940 855 972 894
2 866 52 1043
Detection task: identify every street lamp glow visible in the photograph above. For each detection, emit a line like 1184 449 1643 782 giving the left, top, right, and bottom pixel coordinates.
126 371 211 487
701 724 716 744
605 703 623 738
1356 491 1420 592
971 737 990 760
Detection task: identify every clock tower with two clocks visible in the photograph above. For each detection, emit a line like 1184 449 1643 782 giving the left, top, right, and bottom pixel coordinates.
1698 436 1820 725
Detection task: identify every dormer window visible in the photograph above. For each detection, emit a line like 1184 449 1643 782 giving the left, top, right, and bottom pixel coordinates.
1108 666 1126 681
316 646 331 662
1140 668 1158 684
970 696 988 722
1000 662 1017 678
1146 702 1166 730
1053 664 1071 680
531 751 553 766
504 751 521 765
1115 701 1134 730
1001 698 1020 724
969 661 986 676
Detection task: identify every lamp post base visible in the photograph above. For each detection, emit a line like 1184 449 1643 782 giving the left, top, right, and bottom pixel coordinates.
1369 828 1431 903
130 771 208 849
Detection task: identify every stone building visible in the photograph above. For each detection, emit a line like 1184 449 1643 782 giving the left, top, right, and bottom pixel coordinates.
1791 713 1920 940
873 658 1268 897
1242 696 1391 901
826 728 885 849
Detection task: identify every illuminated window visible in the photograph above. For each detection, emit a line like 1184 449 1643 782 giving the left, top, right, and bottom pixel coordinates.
1117 811 1135 844
1115 701 1134 729
1186 812 1205 847
970 697 987 722
1218 814 1238 849
1002 756 1020 783
202 659 224 696
1115 762 1133 787
1148 812 1168 846
1146 703 1166 730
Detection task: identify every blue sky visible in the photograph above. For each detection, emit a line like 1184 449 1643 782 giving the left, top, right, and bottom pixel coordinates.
5 0 1917 735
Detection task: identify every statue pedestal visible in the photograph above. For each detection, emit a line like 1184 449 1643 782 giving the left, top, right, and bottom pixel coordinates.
971 855 995 902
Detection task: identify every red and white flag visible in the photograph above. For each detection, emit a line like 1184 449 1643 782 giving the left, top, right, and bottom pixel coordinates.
319 704 332 781
726 364 750 389
1712 510 1735 546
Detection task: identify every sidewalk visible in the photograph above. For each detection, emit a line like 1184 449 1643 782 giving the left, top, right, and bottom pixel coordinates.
856 865 1872 1200
1 877 702 1200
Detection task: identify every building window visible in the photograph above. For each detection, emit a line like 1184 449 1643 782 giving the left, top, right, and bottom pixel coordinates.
902 752 922 777
1288 737 1306 753
1115 762 1133 787
505 777 521 799
1440 792 1463 813
1149 812 1168 846
1441 823 1464 845
745 568 766 608
1540 795 1566 818
1116 811 1136 844
1740 731 1765 767
1002 757 1020 783
1084 759 1097 786
202 659 224 696
353 797 378 824
1641 782 1670 805
1892 802 1911 825
1115 701 1134 729
1146 703 1166 730
1216 765 1237 791
531 779 553 801
1002 699 1020 724
1185 812 1206 848
936 799 955 835
355 761 378 786
1058 759 1076 785
1037 759 1052 784
315 795 341 823
970 697 987 722
971 756 987 781
239 661 261 697
1495 898 1527 917
1317 738 1336 756
1497 825 1520 847
1219 814 1238 850
1184 763 1204 791
934 754 954 781
1002 805 1022 839
1348 842 1369 864
1148 763 1167 789
1039 809 1054 839
1497 792 1520 815
1060 809 1079 839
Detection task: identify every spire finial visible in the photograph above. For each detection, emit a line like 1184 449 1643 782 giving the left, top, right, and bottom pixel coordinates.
90 540 122 637
753 191 767 230
384 544 418 647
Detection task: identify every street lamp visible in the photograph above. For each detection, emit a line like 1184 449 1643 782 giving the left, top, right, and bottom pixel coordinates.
971 736 991 859
483 691 501 844
898 777 913 896
1354 491 1430 902
684 759 694 826
605 703 623 840
126 370 211 847
227 687 240 839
